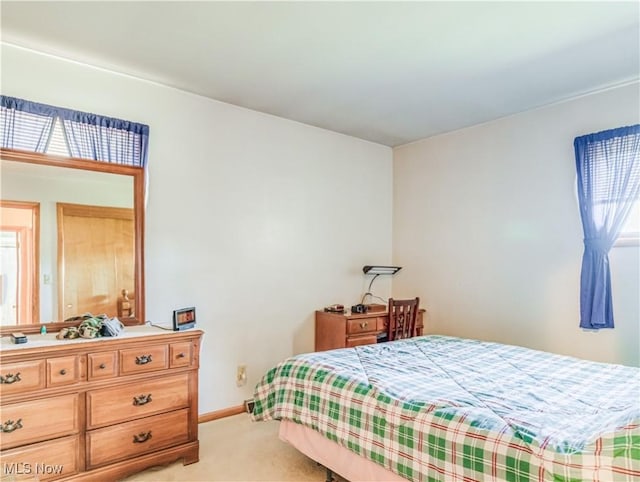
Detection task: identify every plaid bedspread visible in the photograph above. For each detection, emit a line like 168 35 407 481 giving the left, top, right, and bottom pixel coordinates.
251 335 640 481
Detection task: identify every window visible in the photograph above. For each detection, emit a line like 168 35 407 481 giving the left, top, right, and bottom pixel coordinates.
616 199 639 246
574 124 640 329
45 118 71 156
1 95 149 167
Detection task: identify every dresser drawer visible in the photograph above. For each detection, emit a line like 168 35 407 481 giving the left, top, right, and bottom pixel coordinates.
376 316 388 331
86 373 190 428
120 344 168 375
170 342 192 368
87 408 190 468
0 394 79 450
0 435 79 480
346 317 377 335
88 351 118 380
0 360 45 395
47 355 81 387
346 335 378 347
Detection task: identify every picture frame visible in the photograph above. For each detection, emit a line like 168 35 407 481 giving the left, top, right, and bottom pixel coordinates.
172 307 196 331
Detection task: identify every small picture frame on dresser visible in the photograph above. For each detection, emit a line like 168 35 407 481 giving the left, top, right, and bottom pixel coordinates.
173 307 196 331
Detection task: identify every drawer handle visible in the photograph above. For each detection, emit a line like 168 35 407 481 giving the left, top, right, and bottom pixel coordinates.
359 322 368 329
133 393 153 406
177 352 186 358
132 431 152 444
0 372 21 384
99 363 106 369
1 418 23 433
59 369 67 375
135 354 153 365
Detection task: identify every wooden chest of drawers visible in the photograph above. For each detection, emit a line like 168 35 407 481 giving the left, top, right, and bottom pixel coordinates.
0 327 202 481
315 309 424 351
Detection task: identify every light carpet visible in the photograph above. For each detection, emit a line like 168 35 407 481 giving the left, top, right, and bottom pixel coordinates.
122 414 335 481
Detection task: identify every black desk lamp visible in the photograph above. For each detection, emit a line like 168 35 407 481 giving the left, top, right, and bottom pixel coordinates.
360 265 402 305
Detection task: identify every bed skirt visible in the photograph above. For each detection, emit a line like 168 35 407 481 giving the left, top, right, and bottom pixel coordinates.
279 420 406 482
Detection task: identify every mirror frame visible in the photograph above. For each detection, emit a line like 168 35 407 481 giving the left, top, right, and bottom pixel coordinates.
0 148 145 334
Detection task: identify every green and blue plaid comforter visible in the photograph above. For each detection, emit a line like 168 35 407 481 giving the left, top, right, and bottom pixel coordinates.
251 335 640 481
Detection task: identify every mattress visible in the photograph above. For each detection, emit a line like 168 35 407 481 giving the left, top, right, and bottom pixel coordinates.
251 335 640 481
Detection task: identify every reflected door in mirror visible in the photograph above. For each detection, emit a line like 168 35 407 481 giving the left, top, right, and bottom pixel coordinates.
58 203 134 320
0 201 39 325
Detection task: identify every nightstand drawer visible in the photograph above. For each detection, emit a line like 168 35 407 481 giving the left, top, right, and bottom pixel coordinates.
346 317 377 335
87 373 189 428
87 408 190 468
0 435 79 480
120 344 168 375
0 360 45 395
0 394 79 450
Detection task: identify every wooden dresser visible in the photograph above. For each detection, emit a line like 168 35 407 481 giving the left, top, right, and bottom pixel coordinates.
315 309 424 351
0 326 202 481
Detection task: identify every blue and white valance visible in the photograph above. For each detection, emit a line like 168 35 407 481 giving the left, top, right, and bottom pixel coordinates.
0 95 149 167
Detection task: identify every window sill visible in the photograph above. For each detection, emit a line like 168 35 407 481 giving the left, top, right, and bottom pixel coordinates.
614 236 640 248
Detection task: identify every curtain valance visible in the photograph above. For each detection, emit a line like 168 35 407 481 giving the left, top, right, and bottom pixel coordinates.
0 95 149 167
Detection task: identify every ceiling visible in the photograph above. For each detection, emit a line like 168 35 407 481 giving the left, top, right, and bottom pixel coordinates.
1 1 639 147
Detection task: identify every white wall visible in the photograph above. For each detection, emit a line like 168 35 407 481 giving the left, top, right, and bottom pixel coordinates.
393 83 640 367
1 44 393 413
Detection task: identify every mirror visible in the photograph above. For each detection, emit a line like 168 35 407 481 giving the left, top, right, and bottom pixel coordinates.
0 149 145 334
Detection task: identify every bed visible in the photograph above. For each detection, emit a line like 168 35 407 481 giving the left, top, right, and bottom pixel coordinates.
250 335 640 481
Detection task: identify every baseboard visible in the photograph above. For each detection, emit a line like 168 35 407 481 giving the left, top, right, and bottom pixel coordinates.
198 404 245 423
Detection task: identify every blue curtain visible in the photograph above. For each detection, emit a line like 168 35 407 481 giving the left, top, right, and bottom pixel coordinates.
0 95 149 167
1 96 56 152
61 114 148 167
574 124 640 329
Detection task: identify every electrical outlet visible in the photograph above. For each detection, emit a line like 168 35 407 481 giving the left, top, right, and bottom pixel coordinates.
236 364 247 387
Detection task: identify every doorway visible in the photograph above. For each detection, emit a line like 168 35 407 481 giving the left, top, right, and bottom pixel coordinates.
0 201 40 325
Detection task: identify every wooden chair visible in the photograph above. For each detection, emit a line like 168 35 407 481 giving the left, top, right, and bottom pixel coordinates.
387 297 420 341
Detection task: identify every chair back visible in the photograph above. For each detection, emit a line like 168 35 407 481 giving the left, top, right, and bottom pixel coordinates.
387 297 420 341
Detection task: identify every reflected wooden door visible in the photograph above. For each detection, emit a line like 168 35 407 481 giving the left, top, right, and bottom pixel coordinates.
57 203 134 320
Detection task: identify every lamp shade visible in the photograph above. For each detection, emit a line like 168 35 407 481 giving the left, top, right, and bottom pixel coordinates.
362 265 402 275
